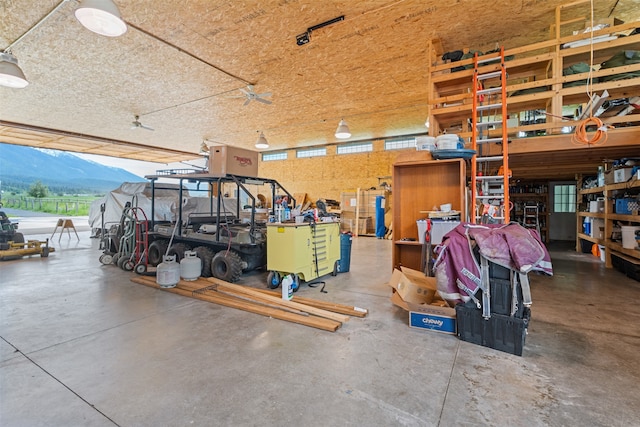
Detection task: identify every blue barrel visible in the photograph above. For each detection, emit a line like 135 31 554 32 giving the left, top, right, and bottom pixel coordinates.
338 232 353 273
375 195 385 238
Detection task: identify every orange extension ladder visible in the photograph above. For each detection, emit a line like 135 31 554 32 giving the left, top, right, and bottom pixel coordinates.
470 47 510 224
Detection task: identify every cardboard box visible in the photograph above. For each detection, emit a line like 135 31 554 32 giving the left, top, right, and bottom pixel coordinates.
604 169 615 185
589 218 604 239
591 218 604 239
208 145 258 177
595 17 624 28
409 306 457 333
614 167 634 184
388 267 456 334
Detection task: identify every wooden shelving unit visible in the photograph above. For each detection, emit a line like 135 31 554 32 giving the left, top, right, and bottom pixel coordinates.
391 158 466 271
577 178 640 268
576 185 606 252
426 16 640 146
510 182 549 243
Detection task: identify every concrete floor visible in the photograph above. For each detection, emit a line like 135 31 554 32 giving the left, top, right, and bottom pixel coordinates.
1 220 639 427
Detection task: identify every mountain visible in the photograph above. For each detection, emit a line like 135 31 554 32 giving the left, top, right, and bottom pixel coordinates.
0 144 145 194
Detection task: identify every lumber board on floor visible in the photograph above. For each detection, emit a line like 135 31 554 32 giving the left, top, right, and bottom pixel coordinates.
204 278 350 323
253 289 369 317
130 276 341 332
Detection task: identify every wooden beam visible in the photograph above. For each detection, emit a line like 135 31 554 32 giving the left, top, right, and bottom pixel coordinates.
508 127 640 154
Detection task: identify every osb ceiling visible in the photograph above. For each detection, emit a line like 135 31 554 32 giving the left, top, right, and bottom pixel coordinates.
1 0 639 176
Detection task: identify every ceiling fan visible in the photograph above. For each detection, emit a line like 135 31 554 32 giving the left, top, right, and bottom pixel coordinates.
233 85 272 106
131 115 154 131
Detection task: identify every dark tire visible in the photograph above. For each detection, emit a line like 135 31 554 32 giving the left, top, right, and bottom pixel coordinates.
13 232 24 244
211 251 243 282
167 243 190 261
147 240 168 266
193 246 214 278
267 271 281 289
117 255 128 270
291 274 300 292
99 253 113 265
123 259 135 271
134 263 147 274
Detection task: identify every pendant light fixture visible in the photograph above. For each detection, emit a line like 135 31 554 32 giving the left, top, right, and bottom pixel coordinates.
335 119 351 139
255 131 269 149
0 52 29 88
75 0 127 37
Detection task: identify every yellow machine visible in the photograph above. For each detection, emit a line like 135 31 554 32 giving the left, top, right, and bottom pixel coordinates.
266 222 340 290
0 239 54 261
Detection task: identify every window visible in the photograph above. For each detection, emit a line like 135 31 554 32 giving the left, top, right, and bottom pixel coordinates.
262 152 287 161
385 137 416 150
553 184 576 213
337 142 373 154
296 147 326 158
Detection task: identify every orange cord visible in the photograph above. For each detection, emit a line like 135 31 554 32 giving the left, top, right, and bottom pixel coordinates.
571 116 611 146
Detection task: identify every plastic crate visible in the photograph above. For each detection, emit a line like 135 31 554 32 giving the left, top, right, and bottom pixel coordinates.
455 302 531 356
489 261 510 280
489 278 524 318
615 198 635 215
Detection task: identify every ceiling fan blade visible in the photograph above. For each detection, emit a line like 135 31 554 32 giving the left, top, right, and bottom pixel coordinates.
140 124 155 131
240 88 251 96
257 92 272 98
256 98 272 105
243 98 251 106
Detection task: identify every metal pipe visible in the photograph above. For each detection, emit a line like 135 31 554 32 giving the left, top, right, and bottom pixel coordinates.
3 0 70 52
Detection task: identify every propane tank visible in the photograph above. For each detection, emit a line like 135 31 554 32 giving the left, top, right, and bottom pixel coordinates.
156 255 180 288
180 251 202 281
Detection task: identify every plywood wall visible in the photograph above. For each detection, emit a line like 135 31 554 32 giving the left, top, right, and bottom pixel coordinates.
258 139 403 203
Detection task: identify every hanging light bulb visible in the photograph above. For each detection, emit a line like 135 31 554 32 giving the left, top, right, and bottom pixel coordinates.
335 119 351 139
75 0 127 37
0 52 28 88
255 131 269 149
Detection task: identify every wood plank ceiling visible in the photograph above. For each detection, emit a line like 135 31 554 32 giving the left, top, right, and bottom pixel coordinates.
1 0 639 177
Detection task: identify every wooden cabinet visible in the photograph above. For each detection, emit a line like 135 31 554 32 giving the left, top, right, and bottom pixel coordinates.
576 178 640 268
392 158 466 271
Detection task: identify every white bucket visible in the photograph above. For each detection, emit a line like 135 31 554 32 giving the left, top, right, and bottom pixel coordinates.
436 134 459 150
621 226 640 249
417 220 427 244
416 136 436 151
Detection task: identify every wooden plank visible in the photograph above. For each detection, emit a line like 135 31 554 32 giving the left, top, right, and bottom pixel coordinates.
133 275 367 318
205 278 350 323
130 276 341 332
251 289 369 317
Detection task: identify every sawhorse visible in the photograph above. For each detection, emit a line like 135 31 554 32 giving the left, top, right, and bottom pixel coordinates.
51 219 79 241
